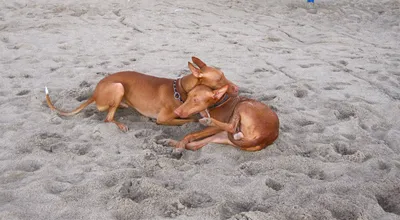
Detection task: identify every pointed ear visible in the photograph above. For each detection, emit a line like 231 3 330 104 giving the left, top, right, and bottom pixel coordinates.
192 57 207 69
188 62 203 78
213 85 228 100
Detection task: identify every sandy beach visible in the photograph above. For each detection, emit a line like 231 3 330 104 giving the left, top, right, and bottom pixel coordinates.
1 0 400 219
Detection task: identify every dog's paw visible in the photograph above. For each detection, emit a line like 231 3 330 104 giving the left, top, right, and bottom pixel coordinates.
117 123 129 132
118 102 129 109
233 132 244 140
199 118 212 126
171 148 184 159
199 110 209 118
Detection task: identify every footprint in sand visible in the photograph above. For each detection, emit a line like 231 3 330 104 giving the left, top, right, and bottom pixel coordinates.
35 132 66 153
269 105 279 113
1 36 9 43
259 94 277 102
265 178 284 191
162 201 185 218
323 86 344 91
179 191 214 209
162 180 184 191
119 180 149 203
376 187 400 216
323 82 347 90
376 160 392 173
298 63 322 69
55 173 85 185
0 191 15 205
15 160 42 172
239 162 262 176
307 169 326 180
333 104 356 121
134 129 158 139
219 199 256 220
251 68 276 79
297 119 314 127
16 90 30 96
79 81 91 88
44 181 69 194
70 144 91 156
294 89 308 98
332 142 356 156
121 60 130 66
338 60 348 66
75 92 91 102
101 174 120 188
332 142 368 163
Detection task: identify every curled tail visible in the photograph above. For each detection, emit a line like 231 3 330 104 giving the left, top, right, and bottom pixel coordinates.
45 87 95 116
229 135 265 149
229 131 279 151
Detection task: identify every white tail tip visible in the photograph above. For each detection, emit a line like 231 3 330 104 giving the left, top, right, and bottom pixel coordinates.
45 86 49 95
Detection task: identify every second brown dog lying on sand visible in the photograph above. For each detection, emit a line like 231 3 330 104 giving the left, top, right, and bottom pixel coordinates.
161 84 279 152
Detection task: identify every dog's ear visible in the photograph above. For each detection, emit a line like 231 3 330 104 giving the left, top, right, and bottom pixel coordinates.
192 57 207 69
213 85 228 100
188 62 203 78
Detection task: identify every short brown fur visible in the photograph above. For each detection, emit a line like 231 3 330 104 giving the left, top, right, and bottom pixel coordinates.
167 85 279 151
46 57 238 131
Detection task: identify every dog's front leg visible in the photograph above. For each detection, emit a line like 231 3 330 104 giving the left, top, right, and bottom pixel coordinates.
199 118 236 133
156 108 196 126
199 111 241 134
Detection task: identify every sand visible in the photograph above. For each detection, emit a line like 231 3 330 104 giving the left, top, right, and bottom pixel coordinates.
1 0 400 219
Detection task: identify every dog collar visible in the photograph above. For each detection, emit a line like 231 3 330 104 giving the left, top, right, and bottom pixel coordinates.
209 94 230 109
173 79 184 103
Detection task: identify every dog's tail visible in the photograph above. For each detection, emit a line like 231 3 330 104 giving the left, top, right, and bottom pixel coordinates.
230 136 265 149
45 87 95 116
229 131 279 151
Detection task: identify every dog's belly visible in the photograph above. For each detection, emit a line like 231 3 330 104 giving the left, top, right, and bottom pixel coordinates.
124 100 160 119
137 109 159 119
132 106 159 119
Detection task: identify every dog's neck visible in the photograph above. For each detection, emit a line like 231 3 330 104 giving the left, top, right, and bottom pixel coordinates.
209 93 230 110
199 95 241 119
177 74 200 102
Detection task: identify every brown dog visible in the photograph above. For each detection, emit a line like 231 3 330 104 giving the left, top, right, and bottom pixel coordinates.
164 84 279 152
45 57 238 131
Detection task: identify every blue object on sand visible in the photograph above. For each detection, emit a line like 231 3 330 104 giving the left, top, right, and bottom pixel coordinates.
308 0 314 2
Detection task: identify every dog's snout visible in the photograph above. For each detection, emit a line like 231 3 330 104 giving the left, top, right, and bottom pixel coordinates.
174 108 182 117
174 108 188 118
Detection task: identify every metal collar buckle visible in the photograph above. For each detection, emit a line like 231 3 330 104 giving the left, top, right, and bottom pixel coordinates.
173 79 184 103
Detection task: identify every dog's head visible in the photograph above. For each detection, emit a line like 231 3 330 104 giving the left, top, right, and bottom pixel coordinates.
188 57 239 96
174 85 228 118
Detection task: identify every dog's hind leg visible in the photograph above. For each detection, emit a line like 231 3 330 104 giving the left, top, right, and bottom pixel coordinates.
186 131 234 150
94 82 128 132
